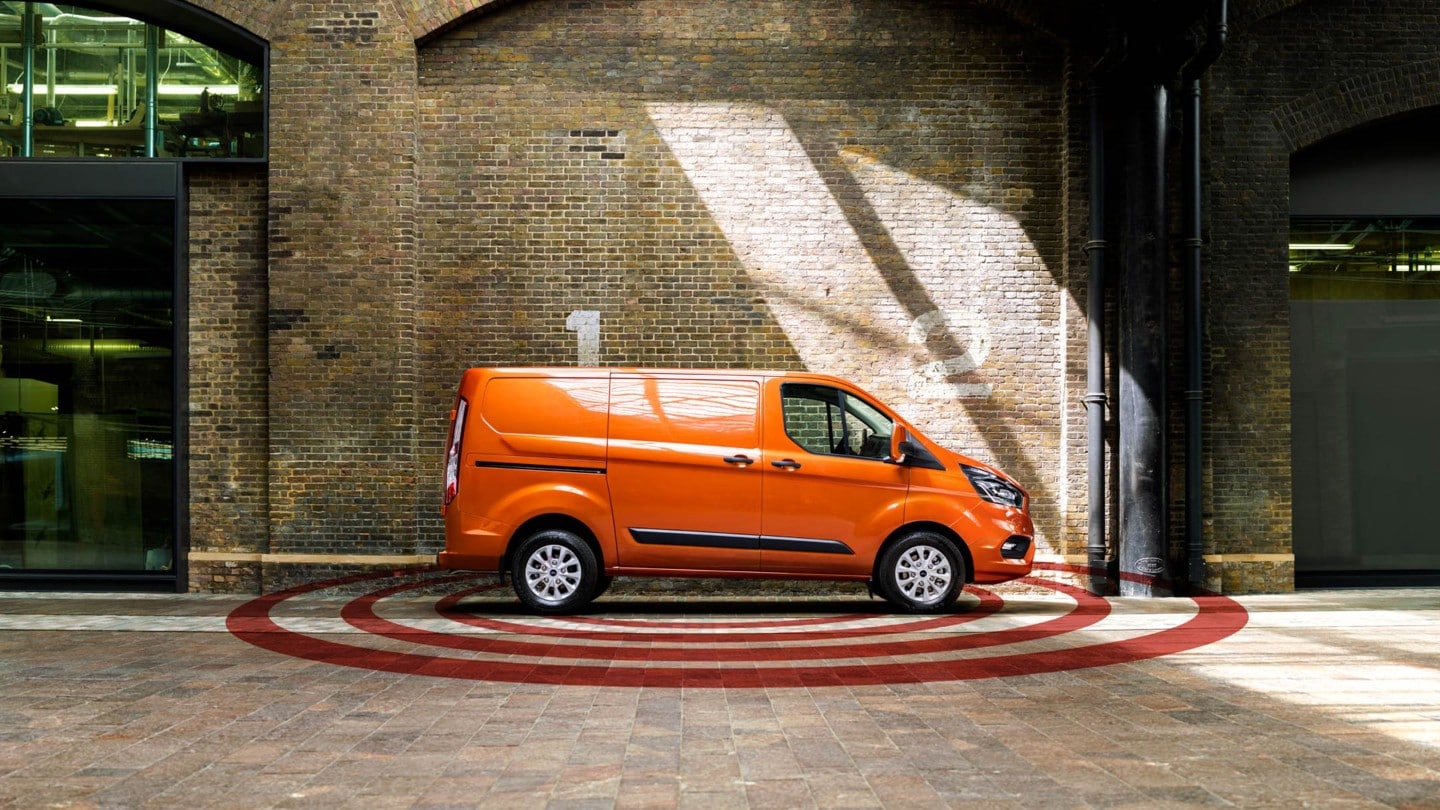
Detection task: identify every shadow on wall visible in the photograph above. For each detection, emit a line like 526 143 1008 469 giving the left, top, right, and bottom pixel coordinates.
414 1 1068 548
646 101 1057 540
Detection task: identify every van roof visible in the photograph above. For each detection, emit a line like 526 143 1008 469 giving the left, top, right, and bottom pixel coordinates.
468 367 847 382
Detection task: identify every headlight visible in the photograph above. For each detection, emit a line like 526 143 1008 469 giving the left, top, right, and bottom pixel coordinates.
961 465 1025 509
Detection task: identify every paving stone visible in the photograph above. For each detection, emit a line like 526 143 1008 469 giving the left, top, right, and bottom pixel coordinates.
1 589 1439 808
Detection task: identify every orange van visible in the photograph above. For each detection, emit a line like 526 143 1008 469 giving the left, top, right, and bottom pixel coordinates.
439 368 1034 613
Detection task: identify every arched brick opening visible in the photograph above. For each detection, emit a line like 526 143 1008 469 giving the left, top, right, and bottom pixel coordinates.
1271 57 1440 152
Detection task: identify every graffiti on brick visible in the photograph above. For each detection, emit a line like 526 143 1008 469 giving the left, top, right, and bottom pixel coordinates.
565 309 601 365
906 308 992 400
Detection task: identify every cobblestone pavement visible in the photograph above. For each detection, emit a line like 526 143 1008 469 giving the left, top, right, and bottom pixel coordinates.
0 579 1438 809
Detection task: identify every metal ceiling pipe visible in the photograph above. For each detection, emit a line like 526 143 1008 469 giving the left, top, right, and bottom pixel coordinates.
20 1 34 157
1181 0 1228 594
144 22 159 158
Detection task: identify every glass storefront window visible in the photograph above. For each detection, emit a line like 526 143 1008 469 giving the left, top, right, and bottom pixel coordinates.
0 3 263 159
1290 217 1440 578
0 197 174 573
1290 218 1440 299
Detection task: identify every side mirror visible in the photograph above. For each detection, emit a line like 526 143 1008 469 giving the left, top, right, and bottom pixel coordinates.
888 427 909 464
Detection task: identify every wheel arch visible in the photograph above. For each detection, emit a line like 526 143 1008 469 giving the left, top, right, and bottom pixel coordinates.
503 514 605 580
873 522 974 584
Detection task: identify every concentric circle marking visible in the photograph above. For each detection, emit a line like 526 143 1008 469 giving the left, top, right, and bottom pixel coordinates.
345 581 1091 662
429 585 1010 643
226 564 1248 687
560 613 875 629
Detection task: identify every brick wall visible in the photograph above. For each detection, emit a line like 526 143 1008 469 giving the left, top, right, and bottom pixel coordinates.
1200 0 1440 590
164 0 1440 594
415 0 1072 556
261 0 421 559
186 166 268 591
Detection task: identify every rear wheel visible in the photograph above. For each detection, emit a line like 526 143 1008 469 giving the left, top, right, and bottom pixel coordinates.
511 529 599 614
875 531 966 613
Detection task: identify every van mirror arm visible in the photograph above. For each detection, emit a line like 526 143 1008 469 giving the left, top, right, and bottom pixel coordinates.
888 428 946 470
887 427 909 464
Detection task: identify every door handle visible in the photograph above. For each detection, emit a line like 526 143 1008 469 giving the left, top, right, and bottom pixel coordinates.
771 459 802 470
722 455 754 466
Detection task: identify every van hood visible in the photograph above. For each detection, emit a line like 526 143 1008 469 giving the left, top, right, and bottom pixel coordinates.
931 445 1029 498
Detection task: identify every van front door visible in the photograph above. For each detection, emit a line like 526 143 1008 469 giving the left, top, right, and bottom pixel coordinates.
607 375 763 572
761 381 909 577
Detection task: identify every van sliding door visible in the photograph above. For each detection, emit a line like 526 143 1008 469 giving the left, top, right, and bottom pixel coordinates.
606 375 762 572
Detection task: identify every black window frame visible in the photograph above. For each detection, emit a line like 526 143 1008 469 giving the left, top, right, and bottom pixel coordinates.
780 383 894 461
0 159 186 591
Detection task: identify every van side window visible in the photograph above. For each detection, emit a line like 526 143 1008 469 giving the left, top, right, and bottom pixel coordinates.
781 384 893 459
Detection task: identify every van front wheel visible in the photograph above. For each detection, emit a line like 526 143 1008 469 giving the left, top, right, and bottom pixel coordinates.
876 532 966 613
511 530 599 614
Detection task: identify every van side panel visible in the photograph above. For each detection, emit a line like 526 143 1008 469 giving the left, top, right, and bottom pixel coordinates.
442 372 616 573
607 375 764 572
476 376 609 466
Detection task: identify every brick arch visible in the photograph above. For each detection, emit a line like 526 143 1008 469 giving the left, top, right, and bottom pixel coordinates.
1237 0 1311 25
183 0 417 42
402 0 1065 44
178 0 450 43
47 0 271 52
180 1 275 40
402 0 505 42
1270 56 1440 152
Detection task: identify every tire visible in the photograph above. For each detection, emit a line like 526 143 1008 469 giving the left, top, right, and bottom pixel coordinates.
510 529 600 614
875 531 966 613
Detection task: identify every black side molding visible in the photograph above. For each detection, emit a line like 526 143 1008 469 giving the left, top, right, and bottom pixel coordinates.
629 528 854 555
475 461 605 475
759 535 854 555
630 528 756 549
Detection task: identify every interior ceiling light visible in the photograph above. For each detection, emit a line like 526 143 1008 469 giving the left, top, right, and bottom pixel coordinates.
157 84 240 96
6 83 118 95
1288 243 1355 251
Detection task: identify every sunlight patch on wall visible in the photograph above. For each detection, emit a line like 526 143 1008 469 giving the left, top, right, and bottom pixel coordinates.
646 101 1055 453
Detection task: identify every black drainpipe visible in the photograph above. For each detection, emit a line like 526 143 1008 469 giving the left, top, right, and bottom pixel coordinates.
1084 75 1110 595
1181 0 1228 593
1086 25 1123 596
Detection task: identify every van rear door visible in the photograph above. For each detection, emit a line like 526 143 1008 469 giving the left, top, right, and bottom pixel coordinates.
607 374 763 572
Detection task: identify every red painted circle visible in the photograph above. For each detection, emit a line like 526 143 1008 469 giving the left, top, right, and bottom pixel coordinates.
561 613 875 629
344 580 1094 662
226 564 1247 687
429 584 1008 643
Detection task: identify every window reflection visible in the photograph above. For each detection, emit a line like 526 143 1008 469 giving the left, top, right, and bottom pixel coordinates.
1290 218 1440 299
0 198 174 572
0 3 263 158
782 384 893 459
1290 216 1440 577
610 378 759 446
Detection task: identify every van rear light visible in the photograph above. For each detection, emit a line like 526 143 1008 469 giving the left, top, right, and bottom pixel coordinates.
443 397 468 510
